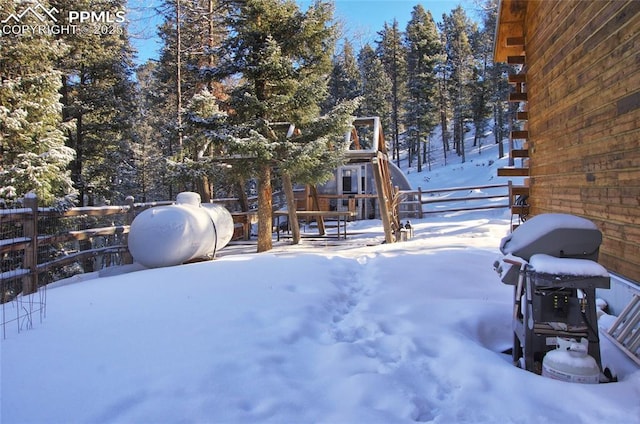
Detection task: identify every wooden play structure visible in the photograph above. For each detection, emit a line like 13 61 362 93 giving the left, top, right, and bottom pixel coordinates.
290 117 403 243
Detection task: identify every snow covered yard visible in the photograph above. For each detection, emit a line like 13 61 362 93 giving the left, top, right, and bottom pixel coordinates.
2 210 639 424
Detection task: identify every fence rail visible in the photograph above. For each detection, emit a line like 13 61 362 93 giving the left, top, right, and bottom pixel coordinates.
0 196 138 299
399 183 510 218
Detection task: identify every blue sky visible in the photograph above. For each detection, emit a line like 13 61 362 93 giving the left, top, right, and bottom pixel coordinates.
127 0 472 65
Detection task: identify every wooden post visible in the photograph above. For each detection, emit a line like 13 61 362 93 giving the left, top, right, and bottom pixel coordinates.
393 185 401 229
418 187 423 219
123 196 135 264
282 173 300 244
508 180 514 208
21 194 38 295
371 156 394 244
309 185 325 235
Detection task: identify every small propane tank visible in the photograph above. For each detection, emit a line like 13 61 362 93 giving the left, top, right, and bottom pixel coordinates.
542 338 600 384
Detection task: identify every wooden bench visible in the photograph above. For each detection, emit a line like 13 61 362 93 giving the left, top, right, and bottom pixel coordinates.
273 210 357 241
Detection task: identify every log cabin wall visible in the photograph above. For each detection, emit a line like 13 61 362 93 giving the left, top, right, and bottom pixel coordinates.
497 0 640 282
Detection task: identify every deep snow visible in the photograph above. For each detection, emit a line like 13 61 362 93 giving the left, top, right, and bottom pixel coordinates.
2 142 639 423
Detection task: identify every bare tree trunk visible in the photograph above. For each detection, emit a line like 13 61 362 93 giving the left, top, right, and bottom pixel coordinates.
282 173 300 244
257 164 273 252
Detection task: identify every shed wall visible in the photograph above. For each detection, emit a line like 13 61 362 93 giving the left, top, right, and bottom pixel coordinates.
525 0 640 281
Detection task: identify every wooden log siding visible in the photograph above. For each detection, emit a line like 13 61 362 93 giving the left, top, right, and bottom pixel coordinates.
521 0 640 282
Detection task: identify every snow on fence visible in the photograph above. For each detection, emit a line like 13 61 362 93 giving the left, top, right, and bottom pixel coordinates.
399 183 511 218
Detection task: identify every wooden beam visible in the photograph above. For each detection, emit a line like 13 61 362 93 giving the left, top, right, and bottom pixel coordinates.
498 167 530 177
511 149 529 158
516 111 529 120
371 155 394 244
308 185 326 235
21 196 38 295
507 55 526 64
509 92 528 102
510 186 530 196
282 173 301 244
508 74 527 84
506 36 526 46
511 205 530 215
511 130 529 139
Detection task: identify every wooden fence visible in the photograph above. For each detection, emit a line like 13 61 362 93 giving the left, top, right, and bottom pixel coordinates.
398 183 511 218
1 196 162 301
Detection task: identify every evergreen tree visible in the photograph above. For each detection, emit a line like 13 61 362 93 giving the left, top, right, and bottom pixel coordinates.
481 0 511 159
357 44 391 120
154 0 229 200
53 0 138 204
0 0 75 206
376 20 406 166
441 6 475 163
167 87 229 199
469 7 494 153
131 62 170 202
325 40 361 112
214 0 353 252
436 30 451 163
404 5 442 172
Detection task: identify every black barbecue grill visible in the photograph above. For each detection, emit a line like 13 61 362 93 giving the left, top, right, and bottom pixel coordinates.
496 213 610 376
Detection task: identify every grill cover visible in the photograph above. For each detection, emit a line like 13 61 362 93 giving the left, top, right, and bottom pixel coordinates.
500 213 602 262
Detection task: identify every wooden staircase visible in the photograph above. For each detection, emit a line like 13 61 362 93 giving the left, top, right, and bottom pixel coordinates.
498 44 531 230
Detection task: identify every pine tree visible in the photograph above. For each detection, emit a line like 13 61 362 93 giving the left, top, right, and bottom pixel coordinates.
376 20 406 166
325 40 361 112
130 62 171 202
0 0 75 206
480 0 511 159
53 0 138 204
357 44 391 120
154 0 229 200
441 6 475 163
214 0 352 252
404 5 442 172
469 7 494 153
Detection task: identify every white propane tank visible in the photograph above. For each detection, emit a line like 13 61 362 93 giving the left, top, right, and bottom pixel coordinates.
128 192 234 268
542 338 600 384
